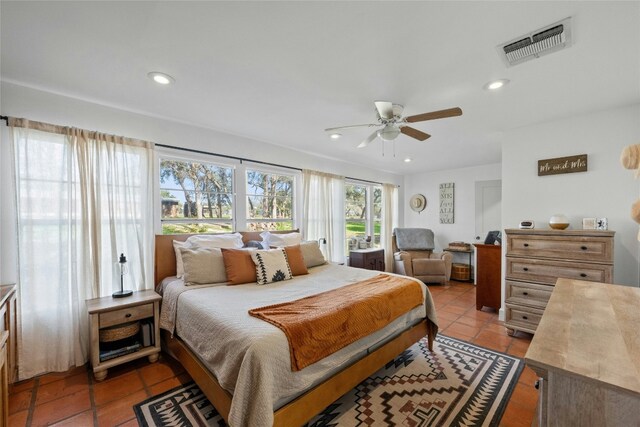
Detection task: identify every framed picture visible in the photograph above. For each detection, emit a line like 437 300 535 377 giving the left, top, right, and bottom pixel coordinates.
582 218 596 230
596 218 608 230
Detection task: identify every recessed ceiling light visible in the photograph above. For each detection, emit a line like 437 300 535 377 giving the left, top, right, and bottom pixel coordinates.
148 71 175 85
404 157 412 163
484 79 510 90
329 133 342 140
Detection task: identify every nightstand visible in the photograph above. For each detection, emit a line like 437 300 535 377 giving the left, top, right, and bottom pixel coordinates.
87 290 161 381
349 248 385 271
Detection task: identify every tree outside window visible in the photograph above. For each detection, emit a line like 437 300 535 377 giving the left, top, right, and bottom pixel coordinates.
246 169 294 231
160 158 234 234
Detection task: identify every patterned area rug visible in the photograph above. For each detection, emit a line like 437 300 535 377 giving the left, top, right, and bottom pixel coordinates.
134 335 523 427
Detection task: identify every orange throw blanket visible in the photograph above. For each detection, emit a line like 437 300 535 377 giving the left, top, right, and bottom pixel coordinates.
248 274 424 371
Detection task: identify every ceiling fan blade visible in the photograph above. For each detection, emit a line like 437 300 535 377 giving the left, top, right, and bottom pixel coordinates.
404 107 463 123
324 123 379 132
374 101 394 120
357 130 379 148
401 126 431 141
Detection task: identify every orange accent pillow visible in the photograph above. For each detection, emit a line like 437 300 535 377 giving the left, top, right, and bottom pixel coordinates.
284 245 309 276
221 249 257 285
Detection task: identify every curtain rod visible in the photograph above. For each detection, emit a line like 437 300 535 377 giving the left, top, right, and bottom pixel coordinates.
0 119 386 186
156 143 386 186
156 143 303 172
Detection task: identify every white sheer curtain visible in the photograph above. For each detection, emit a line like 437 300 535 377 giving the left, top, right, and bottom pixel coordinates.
302 169 345 263
10 118 154 379
381 183 399 272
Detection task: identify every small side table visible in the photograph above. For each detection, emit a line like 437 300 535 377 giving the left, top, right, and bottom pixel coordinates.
349 248 385 271
443 246 474 282
87 290 161 381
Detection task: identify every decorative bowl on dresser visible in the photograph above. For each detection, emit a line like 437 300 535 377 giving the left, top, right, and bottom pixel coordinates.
504 228 614 336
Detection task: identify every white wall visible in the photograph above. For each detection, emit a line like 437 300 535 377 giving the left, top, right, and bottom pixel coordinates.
0 82 405 283
403 163 502 251
502 103 640 288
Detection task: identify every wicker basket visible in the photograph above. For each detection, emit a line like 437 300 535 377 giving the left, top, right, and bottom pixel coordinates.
99 321 140 343
451 263 471 281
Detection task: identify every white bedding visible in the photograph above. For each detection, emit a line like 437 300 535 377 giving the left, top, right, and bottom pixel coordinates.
160 263 438 427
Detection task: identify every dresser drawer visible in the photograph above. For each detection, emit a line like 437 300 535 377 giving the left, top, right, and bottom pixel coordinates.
505 303 544 333
506 234 612 263
505 257 612 285
506 281 551 309
99 303 153 328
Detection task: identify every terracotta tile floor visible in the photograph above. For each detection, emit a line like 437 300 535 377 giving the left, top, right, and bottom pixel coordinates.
8 280 537 426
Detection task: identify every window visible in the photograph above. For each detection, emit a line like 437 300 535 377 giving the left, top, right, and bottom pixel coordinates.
345 182 382 250
246 169 294 231
159 158 234 234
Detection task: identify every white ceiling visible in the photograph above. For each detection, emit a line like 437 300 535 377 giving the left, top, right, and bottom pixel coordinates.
1 1 639 174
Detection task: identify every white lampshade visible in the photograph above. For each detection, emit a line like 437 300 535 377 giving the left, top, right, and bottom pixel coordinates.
377 125 400 141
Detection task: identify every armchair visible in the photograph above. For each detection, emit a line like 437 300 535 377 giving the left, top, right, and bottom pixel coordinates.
392 228 452 284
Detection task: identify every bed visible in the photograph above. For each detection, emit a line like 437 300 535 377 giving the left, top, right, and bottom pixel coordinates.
155 232 438 427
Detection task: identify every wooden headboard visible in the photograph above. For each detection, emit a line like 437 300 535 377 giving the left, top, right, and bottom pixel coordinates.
154 230 300 285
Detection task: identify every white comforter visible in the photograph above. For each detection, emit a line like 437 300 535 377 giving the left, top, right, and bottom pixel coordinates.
160 264 437 427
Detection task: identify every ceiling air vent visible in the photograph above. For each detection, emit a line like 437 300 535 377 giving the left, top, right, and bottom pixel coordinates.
498 17 572 67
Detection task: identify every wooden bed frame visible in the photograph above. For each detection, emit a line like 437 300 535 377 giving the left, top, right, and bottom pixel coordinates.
155 232 437 426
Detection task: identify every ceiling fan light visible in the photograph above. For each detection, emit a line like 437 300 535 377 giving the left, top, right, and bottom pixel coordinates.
377 125 400 141
329 132 342 140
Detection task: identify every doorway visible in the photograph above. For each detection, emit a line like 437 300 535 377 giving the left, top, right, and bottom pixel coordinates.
475 180 502 243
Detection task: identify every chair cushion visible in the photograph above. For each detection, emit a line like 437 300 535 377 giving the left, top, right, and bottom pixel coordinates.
412 258 446 275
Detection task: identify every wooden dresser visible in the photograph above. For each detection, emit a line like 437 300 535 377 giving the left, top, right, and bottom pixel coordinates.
473 244 501 310
0 286 17 384
348 248 385 271
525 279 640 426
504 229 614 335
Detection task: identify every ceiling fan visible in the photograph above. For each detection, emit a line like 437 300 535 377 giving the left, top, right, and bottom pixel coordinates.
325 101 462 148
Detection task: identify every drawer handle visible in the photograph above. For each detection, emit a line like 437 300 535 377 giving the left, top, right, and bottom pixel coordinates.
522 292 529 296
580 273 587 278
523 267 529 271
581 246 588 250
523 243 529 247
125 313 132 318
522 315 528 320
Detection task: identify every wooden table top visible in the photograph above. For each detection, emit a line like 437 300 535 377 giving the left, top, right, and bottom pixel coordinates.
525 278 640 396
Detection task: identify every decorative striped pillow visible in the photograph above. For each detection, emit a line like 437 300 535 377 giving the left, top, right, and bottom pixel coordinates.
251 249 293 285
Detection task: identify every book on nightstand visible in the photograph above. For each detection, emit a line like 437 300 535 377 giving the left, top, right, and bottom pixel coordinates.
99 342 141 362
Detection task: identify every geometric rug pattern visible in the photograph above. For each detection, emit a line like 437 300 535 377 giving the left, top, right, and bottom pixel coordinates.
134 335 524 427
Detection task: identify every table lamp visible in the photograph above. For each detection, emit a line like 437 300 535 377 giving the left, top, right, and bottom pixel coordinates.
113 253 133 298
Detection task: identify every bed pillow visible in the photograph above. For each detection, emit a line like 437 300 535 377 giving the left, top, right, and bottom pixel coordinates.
179 247 227 285
260 231 302 249
221 248 258 285
186 232 244 249
283 245 308 276
251 249 293 285
300 241 327 268
173 240 192 279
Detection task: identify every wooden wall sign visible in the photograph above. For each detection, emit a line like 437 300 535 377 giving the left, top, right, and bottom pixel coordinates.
439 182 454 224
538 154 588 176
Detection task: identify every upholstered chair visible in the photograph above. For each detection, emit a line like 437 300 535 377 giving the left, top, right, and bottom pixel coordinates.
392 228 452 284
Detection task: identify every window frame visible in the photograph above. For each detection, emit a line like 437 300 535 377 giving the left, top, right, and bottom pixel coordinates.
154 149 302 235
244 164 299 232
156 149 238 234
345 179 382 249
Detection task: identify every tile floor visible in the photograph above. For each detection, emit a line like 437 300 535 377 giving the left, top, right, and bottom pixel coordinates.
8 280 537 426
